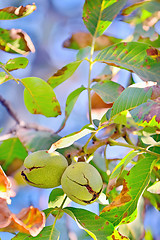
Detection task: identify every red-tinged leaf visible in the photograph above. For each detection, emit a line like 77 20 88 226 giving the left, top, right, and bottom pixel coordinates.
0 137 28 173
5 57 28 71
100 155 156 226
83 0 127 38
12 226 60 240
130 99 160 129
0 198 45 237
96 42 160 82
0 28 35 55
110 81 157 118
0 4 36 20
107 229 129 239
92 80 124 104
21 77 61 117
0 166 15 203
47 60 82 89
64 207 114 240
63 32 119 50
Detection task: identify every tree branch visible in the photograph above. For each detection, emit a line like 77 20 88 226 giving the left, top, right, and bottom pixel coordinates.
0 95 21 125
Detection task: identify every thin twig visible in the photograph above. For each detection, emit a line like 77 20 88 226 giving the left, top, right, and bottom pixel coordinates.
0 95 21 124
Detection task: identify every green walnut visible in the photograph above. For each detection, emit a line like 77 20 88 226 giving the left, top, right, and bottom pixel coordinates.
61 162 103 205
21 150 68 188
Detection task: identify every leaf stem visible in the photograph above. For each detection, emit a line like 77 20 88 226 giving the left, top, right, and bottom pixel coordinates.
108 139 160 158
0 63 19 84
49 195 68 240
88 35 96 124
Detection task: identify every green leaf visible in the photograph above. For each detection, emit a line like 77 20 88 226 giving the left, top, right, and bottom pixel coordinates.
5 57 28 71
110 82 154 118
92 80 124 103
47 60 82 89
143 189 160 211
11 226 60 240
138 35 160 49
122 1 148 16
83 0 127 38
21 77 61 117
130 100 160 129
65 86 86 119
43 207 64 219
48 188 71 208
118 197 144 240
96 42 160 82
49 124 95 151
0 4 36 20
0 72 11 84
0 28 35 54
100 155 156 226
143 1 160 14
77 46 91 60
110 110 136 127
58 86 86 132
110 150 139 180
18 129 61 152
48 188 65 208
64 207 114 240
0 137 28 172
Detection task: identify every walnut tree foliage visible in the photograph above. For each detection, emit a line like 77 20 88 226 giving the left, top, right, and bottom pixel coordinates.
0 1 160 239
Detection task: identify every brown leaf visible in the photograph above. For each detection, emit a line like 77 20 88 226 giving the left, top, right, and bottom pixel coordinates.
0 198 45 237
63 32 115 51
151 85 160 100
0 4 36 19
0 166 15 203
0 28 35 55
101 179 131 213
146 46 160 62
91 93 113 109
